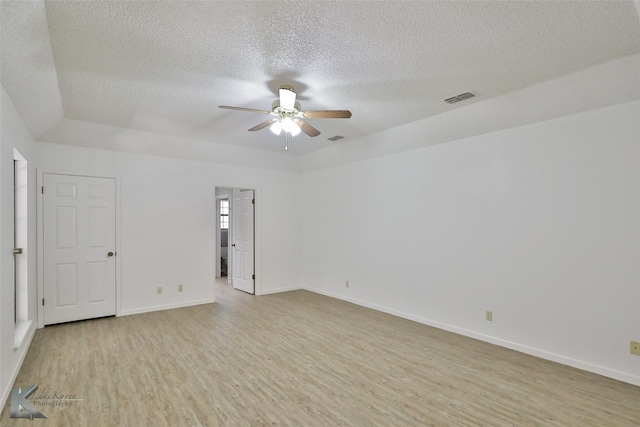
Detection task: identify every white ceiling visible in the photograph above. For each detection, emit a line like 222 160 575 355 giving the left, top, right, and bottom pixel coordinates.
2 1 640 155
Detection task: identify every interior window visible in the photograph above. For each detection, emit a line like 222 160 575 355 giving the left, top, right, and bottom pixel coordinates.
220 199 229 229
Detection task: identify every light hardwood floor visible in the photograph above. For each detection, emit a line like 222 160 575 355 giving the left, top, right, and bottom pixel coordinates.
2 279 639 426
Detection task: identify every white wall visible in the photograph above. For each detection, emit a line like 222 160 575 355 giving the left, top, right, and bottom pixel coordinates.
302 100 640 386
35 142 303 316
0 87 39 407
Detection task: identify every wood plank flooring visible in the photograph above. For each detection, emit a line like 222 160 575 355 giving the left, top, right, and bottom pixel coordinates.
2 279 639 426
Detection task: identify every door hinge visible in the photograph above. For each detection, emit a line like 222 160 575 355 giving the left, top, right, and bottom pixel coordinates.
252 199 255 204
42 298 45 306
41 186 44 194
252 274 255 280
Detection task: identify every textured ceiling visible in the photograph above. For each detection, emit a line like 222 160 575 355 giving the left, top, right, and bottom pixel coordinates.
2 1 640 154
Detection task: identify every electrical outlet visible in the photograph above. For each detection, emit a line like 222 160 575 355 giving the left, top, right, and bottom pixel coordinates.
486 310 493 321
631 341 640 356
345 280 349 288
157 287 162 295
178 284 183 292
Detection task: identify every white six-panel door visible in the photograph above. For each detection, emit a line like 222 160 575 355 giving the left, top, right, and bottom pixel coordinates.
43 174 116 325
232 189 254 294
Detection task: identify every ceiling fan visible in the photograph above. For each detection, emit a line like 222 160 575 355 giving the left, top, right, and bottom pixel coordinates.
219 85 351 138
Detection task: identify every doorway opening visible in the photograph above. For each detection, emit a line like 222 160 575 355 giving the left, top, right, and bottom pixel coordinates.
215 187 255 294
215 192 230 278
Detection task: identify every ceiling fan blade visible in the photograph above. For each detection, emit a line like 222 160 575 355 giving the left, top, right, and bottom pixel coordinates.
219 105 271 114
302 110 352 119
296 119 321 137
279 85 297 111
248 119 278 132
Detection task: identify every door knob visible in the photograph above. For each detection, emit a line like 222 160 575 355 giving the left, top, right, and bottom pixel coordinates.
13 248 23 255
232 244 236 247
107 252 114 257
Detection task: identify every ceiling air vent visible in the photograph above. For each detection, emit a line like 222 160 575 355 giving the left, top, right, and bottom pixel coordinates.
327 135 344 141
444 91 476 104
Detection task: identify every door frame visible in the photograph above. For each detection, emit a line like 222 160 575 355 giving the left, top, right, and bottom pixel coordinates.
13 149 31 346
214 185 261 295
37 170 122 328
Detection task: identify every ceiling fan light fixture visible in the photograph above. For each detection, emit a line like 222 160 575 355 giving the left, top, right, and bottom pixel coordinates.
290 122 301 137
219 84 351 143
270 120 283 135
281 116 294 133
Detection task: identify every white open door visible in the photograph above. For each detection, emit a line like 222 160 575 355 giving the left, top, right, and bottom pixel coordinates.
43 174 116 325
232 189 254 294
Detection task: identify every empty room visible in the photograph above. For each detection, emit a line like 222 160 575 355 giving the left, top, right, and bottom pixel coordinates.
1 1 639 425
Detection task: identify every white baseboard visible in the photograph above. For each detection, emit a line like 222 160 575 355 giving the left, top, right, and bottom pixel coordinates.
119 298 215 317
303 286 640 387
258 285 302 296
1 321 37 410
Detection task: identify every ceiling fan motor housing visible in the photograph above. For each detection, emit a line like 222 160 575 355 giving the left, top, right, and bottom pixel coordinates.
272 100 302 115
